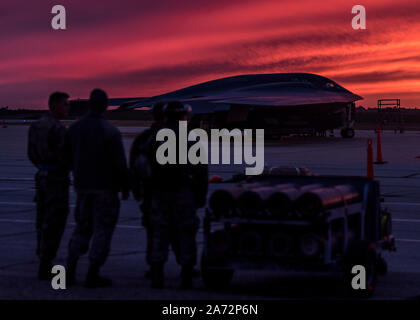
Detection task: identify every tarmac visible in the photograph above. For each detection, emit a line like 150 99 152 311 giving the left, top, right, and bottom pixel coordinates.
1 125 420 299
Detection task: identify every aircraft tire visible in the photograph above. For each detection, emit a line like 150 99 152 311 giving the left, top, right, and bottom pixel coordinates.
341 128 355 138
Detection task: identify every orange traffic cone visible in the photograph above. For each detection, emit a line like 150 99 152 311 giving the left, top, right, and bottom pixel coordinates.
2 119 6 128
209 175 223 183
374 125 387 164
367 139 374 179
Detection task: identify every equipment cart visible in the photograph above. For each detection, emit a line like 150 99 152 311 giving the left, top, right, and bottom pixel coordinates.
202 175 395 297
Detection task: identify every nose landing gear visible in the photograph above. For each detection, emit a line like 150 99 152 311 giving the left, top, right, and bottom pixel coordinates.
341 127 355 138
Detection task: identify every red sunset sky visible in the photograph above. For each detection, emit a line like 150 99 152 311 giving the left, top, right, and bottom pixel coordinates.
1 0 419 109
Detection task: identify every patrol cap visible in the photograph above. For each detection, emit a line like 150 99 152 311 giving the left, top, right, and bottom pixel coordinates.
151 101 166 121
89 88 108 114
48 92 69 109
163 101 192 115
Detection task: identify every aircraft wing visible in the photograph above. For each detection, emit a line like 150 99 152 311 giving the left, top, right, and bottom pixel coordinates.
208 90 363 107
71 97 143 107
118 73 363 113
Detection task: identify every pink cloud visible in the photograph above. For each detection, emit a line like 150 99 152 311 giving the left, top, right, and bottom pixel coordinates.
0 0 419 108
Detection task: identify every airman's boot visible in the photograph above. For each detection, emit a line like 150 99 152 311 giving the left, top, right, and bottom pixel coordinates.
66 258 78 286
85 263 112 288
38 259 53 280
151 262 164 289
181 264 193 289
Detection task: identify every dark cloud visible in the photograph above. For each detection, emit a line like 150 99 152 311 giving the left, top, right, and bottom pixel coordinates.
0 0 419 108
333 71 420 85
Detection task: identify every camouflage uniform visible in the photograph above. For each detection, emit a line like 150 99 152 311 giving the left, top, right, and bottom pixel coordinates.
149 187 200 265
129 124 161 226
68 191 120 266
27 113 69 262
65 112 129 268
147 122 208 267
129 124 162 265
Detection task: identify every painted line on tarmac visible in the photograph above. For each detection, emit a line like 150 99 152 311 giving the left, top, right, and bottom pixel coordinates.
394 218 420 223
397 239 420 243
2 200 420 206
2 203 420 229
0 201 76 208
0 202 35 206
116 224 142 230
385 202 420 206
0 218 142 230
0 218 414 244
0 219 36 223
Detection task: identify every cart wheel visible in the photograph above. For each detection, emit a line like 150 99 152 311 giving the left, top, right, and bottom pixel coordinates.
343 241 377 298
201 254 234 289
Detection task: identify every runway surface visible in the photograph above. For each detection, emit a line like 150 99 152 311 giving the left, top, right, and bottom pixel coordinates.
1 125 420 299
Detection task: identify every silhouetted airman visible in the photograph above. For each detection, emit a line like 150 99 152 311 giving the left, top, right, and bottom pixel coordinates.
145 101 208 289
27 91 70 280
129 101 166 277
65 89 129 288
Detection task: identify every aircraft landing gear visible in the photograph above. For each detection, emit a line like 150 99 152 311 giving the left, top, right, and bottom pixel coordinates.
341 127 355 138
341 102 356 138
